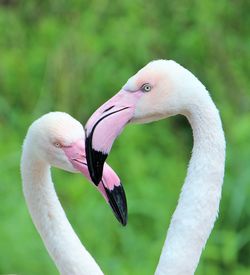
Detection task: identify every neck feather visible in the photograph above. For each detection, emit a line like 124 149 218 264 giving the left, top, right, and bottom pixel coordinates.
155 90 226 275
21 144 103 275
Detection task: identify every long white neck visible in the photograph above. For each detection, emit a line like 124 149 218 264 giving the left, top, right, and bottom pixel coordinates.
21 143 103 275
155 89 226 274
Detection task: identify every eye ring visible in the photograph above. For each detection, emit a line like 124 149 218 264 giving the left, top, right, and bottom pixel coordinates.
141 83 152 92
53 142 62 148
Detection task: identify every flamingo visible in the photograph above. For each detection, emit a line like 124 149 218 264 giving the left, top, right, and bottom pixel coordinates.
84 60 226 274
20 112 127 275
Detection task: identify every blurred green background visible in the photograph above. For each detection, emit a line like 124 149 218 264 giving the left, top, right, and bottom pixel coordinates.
0 0 249 274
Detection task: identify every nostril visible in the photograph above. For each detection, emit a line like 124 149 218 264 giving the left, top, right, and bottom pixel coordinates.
103 105 115 113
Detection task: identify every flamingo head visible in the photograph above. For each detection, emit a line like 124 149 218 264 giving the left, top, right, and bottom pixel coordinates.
85 60 204 184
25 112 127 225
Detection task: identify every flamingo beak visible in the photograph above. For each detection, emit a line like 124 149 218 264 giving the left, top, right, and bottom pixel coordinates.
85 90 143 185
63 139 127 226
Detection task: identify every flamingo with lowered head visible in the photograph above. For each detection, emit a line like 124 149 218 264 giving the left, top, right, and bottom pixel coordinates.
21 112 127 275
85 60 226 274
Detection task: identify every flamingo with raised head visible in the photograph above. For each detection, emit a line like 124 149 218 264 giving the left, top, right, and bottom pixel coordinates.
84 60 226 274
21 112 127 275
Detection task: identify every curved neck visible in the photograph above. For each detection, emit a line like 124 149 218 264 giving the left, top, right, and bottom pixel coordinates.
155 91 226 274
21 146 103 275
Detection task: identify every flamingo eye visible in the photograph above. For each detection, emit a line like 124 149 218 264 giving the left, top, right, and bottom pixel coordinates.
141 83 152 92
53 142 63 148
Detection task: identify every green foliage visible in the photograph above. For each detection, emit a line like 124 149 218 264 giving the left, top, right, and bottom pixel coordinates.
0 0 249 274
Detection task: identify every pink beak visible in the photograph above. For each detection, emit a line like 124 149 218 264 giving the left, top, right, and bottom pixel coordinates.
63 138 127 225
85 89 143 185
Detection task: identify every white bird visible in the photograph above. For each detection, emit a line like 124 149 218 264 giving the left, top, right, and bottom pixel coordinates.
84 60 226 275
21 112 127 275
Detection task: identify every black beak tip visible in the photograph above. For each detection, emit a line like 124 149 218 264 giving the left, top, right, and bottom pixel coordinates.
85 133 127 225
85 135 108 185
104 183 128 226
